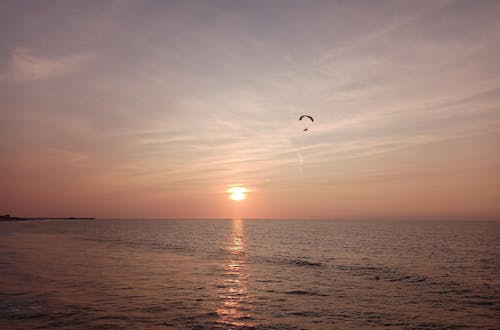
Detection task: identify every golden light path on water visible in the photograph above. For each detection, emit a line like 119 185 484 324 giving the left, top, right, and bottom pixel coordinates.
216 219 253 327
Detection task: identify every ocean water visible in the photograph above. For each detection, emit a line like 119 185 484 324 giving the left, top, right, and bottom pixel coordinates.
0 219 499 329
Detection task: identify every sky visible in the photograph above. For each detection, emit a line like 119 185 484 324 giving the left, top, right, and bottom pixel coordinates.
1 0 499 220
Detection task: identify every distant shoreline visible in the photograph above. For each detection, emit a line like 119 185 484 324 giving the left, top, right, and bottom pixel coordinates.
0 215 95 222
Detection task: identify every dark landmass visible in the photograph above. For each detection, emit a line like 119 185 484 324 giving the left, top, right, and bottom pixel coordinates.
0 214 95 221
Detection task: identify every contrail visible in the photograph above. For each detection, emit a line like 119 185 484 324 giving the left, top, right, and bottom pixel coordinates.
297 152 304 177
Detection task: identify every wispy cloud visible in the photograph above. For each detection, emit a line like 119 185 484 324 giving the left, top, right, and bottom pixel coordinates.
315 0 457 65
1 48 92 82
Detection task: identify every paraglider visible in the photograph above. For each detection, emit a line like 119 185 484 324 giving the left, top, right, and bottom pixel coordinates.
299 115 314 131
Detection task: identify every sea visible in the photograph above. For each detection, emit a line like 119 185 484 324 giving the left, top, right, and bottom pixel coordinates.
0 219 499 329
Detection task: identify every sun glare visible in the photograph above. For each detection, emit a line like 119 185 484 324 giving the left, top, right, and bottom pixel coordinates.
227 186 248 201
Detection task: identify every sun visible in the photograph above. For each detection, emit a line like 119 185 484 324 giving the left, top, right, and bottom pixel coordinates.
227 186 248 201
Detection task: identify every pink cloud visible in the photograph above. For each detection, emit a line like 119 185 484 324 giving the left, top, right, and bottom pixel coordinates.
3 48 92 82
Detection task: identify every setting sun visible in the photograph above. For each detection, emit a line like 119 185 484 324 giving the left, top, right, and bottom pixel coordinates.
227 186 248 201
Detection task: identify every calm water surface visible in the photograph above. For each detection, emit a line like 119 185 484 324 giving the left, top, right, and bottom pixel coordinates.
0 219 499 329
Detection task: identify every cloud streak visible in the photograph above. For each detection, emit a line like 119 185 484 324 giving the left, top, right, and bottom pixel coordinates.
1 48 92 82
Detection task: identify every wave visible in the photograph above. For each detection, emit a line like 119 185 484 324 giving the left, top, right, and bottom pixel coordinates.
334 263 430 284
289 259 324 267
262 257 325 267
284 290 328 296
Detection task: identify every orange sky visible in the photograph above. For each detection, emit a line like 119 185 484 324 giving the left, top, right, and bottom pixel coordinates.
1 1 499 219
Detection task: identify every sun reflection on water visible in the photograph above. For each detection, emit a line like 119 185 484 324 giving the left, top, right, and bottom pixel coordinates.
216 219 253 327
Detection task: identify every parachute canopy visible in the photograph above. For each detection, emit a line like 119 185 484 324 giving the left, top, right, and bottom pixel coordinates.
299 115 313 122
